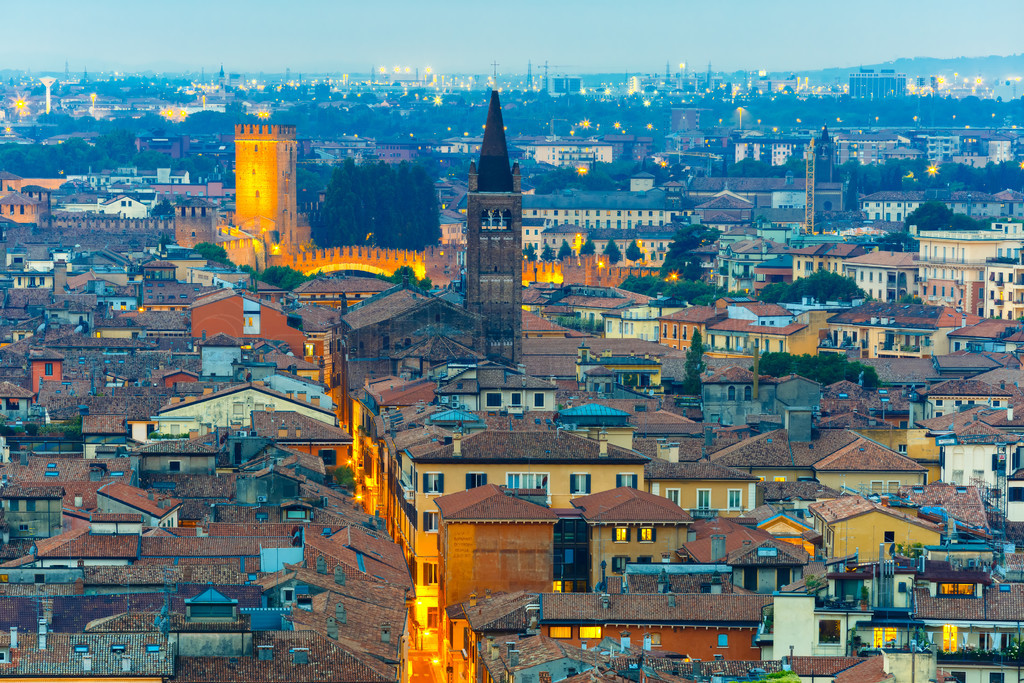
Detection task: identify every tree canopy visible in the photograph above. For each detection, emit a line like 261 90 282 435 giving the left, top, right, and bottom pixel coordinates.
603 239 622 265
757 351 880 388
378 265 433 291
194 242 231 265
316 159 439 250
557 240 573 260
759 270 865 304
904 201 982 232
661 224 720 280
682 329 706 395
619 275 727 306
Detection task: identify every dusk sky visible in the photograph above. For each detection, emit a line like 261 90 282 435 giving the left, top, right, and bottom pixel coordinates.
5 0 1021 75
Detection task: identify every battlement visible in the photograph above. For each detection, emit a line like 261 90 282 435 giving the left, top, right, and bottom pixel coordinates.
234 124 297 140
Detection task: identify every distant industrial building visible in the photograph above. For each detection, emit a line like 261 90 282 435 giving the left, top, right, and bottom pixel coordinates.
849 69 907 98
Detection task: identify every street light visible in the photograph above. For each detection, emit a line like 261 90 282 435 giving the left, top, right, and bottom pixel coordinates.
927 166 939 177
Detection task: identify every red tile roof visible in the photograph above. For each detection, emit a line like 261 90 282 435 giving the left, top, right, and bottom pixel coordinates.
435 484 558 521
570 486 692 523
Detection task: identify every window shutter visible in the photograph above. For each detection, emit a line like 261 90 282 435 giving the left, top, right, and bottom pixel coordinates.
626 528 631 542
422 473 428 491
479 473 487 486
585 474 591 494
465 473 474 489
650 527 657 542
422 511 429 529
615 475 623 488
438 474 444 494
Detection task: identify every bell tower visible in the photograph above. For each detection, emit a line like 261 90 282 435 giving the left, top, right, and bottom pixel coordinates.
465 91 522 365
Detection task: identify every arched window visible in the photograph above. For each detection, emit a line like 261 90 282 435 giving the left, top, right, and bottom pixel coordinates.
744 386 752 401
728 386 736 401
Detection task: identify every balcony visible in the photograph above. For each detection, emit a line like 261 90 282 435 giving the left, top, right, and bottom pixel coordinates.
937 650 1018 665
689 508 719 519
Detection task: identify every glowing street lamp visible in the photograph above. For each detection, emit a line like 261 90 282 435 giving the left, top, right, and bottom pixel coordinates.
576 166 588 176
580 119 591 129
927 165 939 177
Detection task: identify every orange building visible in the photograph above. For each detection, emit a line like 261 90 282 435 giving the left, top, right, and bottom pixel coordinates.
435 484 557 610
539 591 771 659
29 348 63 398
658 306 725 351
190 289 307 355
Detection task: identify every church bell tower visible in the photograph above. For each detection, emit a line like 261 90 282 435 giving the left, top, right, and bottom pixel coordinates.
465 91 522 365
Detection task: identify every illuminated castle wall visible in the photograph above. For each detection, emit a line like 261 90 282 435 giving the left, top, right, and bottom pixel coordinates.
233 124 308 248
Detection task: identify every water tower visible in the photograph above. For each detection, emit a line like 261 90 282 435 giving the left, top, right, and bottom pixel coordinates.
39 77 56 115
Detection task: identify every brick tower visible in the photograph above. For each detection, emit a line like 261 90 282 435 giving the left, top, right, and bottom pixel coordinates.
234 124 308 249
465 91 522 365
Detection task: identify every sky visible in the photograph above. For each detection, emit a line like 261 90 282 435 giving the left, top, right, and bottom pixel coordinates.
4 0 1021 76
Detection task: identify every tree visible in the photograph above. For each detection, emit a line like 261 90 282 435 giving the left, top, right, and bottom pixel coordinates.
759 270 865 304
898 293 922 304
379 265 432 291
257 265 312 290
540 243 556 261
625 240 643 262
151 200 174 218
523 244 538 262
317 159 440 250
557 240 573 260
876 231 918 253
194 242 231 265
661 224 720 281
603 239 622 265
580 239 596 256
682 329 706 395
904 201 981 232
758 351 880 388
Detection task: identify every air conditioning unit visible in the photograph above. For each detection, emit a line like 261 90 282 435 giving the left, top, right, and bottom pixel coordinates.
404 490 415 503
235 431 247 438
257 496 267 503
440 396 449 404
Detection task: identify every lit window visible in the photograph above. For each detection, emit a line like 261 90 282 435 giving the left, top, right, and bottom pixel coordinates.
579 626 602 639
639 527 654 543
874 627 897 648
818 620 841 644
942 624 958 652
614 527 629 542
549 626 572 639
938 584 974 596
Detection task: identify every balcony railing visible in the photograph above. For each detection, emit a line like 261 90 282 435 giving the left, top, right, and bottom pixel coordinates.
937 650 1021 665
689 508 719 519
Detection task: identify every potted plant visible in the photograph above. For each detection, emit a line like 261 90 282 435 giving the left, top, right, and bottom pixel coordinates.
860 586 870 610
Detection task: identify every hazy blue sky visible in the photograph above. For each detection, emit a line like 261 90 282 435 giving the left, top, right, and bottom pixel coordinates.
6 0 1021 75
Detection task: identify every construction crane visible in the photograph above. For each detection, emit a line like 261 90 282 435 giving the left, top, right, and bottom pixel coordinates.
540 61 577 93
804 131 816 234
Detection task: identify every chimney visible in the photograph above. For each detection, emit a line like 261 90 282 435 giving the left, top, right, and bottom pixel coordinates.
37 618 47 651
333 566 346 585
277 428 288 438
453 431 462 457
326 616 338 639
469 591 477 607
526 603 539 630
668 593 676 607
488 637 499 660
600 593 611 609
1009 406 1014 422
599 429 608 457
620 631 631 652
74 495 83 508
381 624 391 643
656 569 668 593
509 648 520 668
9 627 16 649
711 535 726 562
335 601 347 623
710 573 723 594
257 645 274 661
82 654 92 672
121 656 132 673
292 649 308 664
704 426 713 448
668 442 679 463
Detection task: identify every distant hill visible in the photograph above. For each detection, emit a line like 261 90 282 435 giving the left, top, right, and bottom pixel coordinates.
793 54 1024 85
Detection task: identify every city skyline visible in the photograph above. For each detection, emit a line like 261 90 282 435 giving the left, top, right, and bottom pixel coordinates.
5 0 1022 76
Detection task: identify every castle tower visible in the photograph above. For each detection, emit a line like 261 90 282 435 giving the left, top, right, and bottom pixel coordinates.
465 91 522 365
234 123 306 249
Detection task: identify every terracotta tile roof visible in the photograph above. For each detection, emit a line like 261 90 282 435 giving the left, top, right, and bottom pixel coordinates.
725 537 809 566
435 484 558 521
0 632 173 678
408 430 648 465
926 378 1013 398
303 526 413 591
570 486 692 523
294 276 392 295
678 517 777 562
0 381 32 398
81 413 127 435
174 630 393 682
625 571 744 594
251 410 352 442
453 591 538 632
760 480 841 502
341 288 427 331
134 439 219 455
834 656 893 683
788 657 868 677
644 459 758 481
898 483 988 529
34 528 141 559
809 495 941 531
540 591 771 625
811 437 925 472
828 303 979 330
98 482 180 518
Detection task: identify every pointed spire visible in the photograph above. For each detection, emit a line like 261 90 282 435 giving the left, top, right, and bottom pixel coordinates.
477 91 513 193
